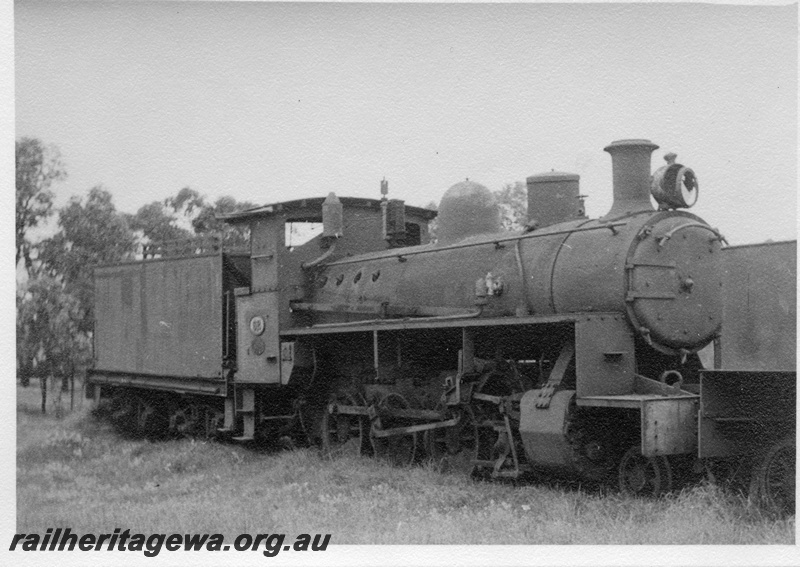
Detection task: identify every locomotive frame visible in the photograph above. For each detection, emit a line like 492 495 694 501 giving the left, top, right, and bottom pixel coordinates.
87 139 795 514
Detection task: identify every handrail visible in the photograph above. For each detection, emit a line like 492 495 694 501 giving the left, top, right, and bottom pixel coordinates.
323 222 627 267
306 306 484 329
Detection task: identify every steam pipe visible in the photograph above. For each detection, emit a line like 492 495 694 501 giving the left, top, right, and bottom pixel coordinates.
302 240 338 270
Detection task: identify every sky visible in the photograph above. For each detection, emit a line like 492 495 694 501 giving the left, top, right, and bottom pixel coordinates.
14 1 798 247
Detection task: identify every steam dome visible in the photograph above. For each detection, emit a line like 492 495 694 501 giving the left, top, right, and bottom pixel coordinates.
436 180 501 245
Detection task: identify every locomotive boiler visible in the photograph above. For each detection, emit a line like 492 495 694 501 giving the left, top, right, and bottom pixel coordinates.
304 140 721 356
87 139 794 509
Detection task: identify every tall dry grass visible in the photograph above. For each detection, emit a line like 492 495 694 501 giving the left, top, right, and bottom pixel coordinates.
16 383 794 544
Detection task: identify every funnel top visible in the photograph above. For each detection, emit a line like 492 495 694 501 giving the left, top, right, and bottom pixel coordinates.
604 139 659 153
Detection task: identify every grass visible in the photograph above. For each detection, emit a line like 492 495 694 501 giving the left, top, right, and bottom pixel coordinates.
16 382 795 545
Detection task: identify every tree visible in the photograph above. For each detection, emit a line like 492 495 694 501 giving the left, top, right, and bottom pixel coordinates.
167 186 205 218
126 186 206 244
127 201 193 243
192 195 258 250
38 186 137 334
25 187 133 407
16 289 36 388
493 181 527 231
128 188 256 251
17 276 91 413
423 200 439 243
16 138 66 271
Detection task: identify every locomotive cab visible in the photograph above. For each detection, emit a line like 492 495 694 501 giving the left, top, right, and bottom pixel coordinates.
215 197 436 438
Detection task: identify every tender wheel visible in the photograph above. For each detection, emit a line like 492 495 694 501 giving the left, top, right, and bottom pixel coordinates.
202 405 225 439
656 454 674 494
370 393 418 466
109 391 137 432
618 445 673 497
169 404 199 437
135 397 157 436
321 392 367 458
425 405 478 474
749 437 795 517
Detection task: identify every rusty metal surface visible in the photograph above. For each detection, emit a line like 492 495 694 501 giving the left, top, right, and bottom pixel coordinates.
640 397 698 456
700 370 795 422
94 254 224 379
518 389 575 468
86 369 224 396
436 180 501 245
281 312 583 336
236 292 281 383
553 211 722 353
699 370 795 458
310 217 599 323
216 195 437 223
719 240 796 371
576 392 697 409
602 139 658 218
305 205 721 357
624 215 723 350
526 171 585 228
574 315 636 397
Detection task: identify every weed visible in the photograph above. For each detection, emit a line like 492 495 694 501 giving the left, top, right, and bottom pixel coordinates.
15 384 795 544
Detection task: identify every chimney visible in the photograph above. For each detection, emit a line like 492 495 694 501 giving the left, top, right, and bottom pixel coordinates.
603 139 658 219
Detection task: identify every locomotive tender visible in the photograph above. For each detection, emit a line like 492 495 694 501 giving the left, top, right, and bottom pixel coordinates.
88 139 795 509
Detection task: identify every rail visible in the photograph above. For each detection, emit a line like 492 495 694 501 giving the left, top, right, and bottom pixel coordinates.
142 235 222 259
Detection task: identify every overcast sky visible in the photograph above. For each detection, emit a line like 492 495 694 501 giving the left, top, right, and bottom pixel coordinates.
15 1 797 245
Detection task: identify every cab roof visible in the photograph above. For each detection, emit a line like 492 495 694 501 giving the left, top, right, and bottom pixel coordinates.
217 196 437 223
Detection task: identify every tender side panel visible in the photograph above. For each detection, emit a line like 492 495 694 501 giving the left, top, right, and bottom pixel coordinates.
94 255 223 379
699 370 795 459
720 241 796 371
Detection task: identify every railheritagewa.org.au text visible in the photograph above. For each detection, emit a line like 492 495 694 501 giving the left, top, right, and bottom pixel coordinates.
10 528 331 557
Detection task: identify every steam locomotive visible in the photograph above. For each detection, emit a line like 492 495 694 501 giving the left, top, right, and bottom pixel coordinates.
88 139 795 513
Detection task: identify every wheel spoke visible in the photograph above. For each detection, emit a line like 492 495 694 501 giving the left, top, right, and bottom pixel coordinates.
618 446 670 497
425 405 478 474
321 392 366 458
751 438 795 516
203 406 224 439
370 393 417 466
